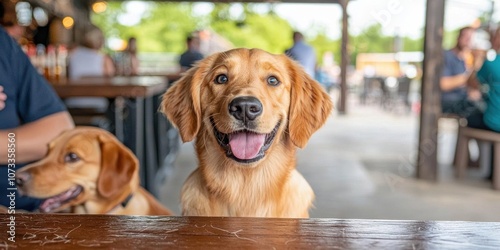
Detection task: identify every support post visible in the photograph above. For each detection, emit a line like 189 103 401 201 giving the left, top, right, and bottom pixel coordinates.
338 0 349 114
417 0 445 180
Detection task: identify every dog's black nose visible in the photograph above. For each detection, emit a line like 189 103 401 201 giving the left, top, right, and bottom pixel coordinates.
16 172 31 188
229 96 263 122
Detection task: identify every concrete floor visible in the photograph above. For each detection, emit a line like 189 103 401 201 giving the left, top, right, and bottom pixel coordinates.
159 94 500 222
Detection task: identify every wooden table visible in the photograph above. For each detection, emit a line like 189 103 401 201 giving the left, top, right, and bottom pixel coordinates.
2 214 499 249
50 76 169 194
139 72 183 85
51 76 168 98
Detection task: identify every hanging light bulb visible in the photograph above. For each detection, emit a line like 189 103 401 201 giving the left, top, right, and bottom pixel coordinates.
62 16 74 29
92 1 108 14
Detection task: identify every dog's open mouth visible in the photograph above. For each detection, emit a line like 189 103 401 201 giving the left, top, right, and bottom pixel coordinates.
39 185 83 213
210 117 280 163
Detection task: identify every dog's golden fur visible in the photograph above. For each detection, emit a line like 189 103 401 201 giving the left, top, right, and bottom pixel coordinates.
162 48 333 217
16 127 172 215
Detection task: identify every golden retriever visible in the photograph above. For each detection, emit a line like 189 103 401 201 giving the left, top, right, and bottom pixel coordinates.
161 48 333 217
15 127 173 215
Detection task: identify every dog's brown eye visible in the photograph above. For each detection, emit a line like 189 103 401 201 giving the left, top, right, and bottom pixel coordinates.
267 76 280 86
215 74 228 84
64 152 80 163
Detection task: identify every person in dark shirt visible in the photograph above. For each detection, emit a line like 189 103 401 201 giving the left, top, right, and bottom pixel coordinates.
0 27 74 211
178 34 204 72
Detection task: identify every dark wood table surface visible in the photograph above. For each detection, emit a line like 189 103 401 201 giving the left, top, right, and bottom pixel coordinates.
2 214 500 249
51 76 168 98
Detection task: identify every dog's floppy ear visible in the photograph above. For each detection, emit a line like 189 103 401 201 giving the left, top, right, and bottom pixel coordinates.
286 57 333 148
97 134 138 198
160 54 217 142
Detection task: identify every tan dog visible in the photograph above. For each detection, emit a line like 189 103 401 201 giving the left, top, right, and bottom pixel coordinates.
15 127 172 215
161 48 333 217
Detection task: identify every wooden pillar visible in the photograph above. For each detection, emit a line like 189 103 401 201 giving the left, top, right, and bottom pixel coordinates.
338 0 349 114
417 0 445 180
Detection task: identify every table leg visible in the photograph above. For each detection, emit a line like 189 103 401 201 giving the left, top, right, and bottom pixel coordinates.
114 97 125 142
494 143 500 190
144 96 158 195
133 97 146 188
152 93 179 197
111 97 146 187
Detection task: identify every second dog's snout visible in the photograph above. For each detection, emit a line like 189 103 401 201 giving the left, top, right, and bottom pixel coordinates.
16 171 31 188
229 96 263 122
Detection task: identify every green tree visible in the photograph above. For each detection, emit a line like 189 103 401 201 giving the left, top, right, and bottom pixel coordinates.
349 23 402 65
90 2 427 68
310 33 340 66
209 4 293 54
91 2 201 53
443 28 460 49
403 36 423 52
138 3 201 53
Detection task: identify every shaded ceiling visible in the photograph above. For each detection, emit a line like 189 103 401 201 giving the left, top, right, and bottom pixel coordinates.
25 0 344 18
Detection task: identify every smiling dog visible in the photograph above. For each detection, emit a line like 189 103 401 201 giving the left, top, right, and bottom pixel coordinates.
15 127 172 215
161 48 333 218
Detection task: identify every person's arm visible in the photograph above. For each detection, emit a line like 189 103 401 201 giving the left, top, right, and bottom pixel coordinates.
440 71 472 91
467 70 480 89
0 111 74 164
103 54 116 77
131 55 140 75
466 71 482 101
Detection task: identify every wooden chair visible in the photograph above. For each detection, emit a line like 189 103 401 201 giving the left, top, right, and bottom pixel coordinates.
455 126 500 190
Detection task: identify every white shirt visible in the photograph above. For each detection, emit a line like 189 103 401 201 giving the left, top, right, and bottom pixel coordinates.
68 47 105 80
66 47 108 110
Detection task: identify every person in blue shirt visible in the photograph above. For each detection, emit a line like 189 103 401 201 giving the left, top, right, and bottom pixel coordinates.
0 26 74 211
440 27 484 124
285 31 316 77
179 34 204 72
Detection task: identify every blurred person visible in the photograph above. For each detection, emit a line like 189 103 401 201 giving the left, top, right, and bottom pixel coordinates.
0 2 25 41
68 24 115 80
0 27 74 211
121 37 140 76
285 31 316 77
179 34 203 72
464 28 500 180
440 26 483 126
467 28 500 132
66 24 115 112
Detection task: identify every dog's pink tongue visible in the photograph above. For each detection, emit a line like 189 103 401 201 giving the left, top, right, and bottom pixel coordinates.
38 187 78 213
229 132 265 160
39 198 61 213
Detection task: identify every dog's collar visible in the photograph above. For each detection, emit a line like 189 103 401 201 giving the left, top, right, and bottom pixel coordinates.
106 193 134 214
121 193 133 207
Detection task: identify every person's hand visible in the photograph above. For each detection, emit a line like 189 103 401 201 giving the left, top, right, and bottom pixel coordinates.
470 49 487 69
468 88 482 101
0 86 6 110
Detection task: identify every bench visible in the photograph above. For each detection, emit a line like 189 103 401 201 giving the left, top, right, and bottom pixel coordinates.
455 126 500 189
